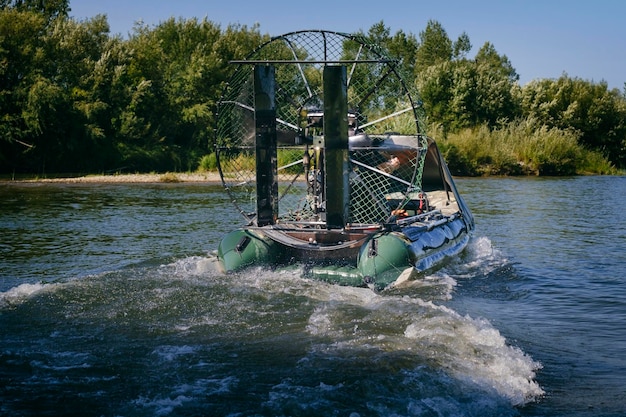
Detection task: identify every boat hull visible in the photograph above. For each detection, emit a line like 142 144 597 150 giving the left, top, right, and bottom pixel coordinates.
217 215 471 290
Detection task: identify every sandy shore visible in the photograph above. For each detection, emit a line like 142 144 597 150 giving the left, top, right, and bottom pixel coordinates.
3 172 223 184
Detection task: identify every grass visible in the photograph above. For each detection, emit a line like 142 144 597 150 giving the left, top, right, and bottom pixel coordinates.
433 119 618 176
196 117 620 177
197 149 304 175
159 172 182 182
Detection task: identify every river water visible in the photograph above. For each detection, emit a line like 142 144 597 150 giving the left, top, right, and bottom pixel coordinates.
1 176 624 417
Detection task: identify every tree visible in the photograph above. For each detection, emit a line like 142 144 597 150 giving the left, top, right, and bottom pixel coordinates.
0 8 48 171
474 41 518 82
414 21 478 131
453 32 471 59
121 19 265 171
2 11 623 175
0 0 70 22
414 20 453 74
415 30 522 133
417 61 456 131
351 22 421 113
0 7 134 173
520 75 626 168
472 42 520 126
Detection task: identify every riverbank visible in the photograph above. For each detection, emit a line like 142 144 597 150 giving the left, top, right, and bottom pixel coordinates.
1 172 223 184
3 171 622 185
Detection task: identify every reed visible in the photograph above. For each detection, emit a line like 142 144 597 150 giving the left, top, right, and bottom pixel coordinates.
434 119 617 176
199 149 305 174
198 118 617 177
198 153 218 172
159 172 182 182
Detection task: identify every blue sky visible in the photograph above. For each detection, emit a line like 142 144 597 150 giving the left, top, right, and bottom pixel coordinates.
69 0 625 90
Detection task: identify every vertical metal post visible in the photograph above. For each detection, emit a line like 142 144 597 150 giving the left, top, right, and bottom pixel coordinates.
323 66 349 229
254 65 278 226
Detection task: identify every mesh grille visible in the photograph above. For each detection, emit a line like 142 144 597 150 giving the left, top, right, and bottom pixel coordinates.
216 30 428 227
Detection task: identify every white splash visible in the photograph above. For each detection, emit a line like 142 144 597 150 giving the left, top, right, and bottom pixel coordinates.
152 345 199 362
0 282 58 309
458 235 507 275
304 286 544 406
166 255 222 277
404 306 544 406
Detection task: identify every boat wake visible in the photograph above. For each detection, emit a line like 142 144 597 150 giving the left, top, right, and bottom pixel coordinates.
1 282 52 309
0 236 543 416
167 237 544 407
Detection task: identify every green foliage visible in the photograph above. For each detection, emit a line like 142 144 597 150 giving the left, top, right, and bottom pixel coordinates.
1 0 69 22
345 23 418 118
415 20 453 73
0 9 47 153
0 7 266 174
413 21 625 170
119 19 266 173
277 148 303 174
437 119 616 176
519 75 626 168
578 149 616 175
212 149 306 176
453 32 471 59
416 41 520 133
198 153 217 172
0 10 623 176
0 7 120 173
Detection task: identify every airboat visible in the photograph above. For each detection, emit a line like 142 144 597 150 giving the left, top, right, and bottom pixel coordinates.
215 30 474 290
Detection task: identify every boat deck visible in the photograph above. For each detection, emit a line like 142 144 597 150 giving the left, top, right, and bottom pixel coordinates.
426 190 460 216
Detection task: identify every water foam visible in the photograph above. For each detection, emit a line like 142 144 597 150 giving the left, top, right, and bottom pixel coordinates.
455 235 508 276
0 282 58 309
303 284 543 407
404 305 544 406
132 377 238 416
166 254 223 277
143 246 543 407
132 394 193 416
153 345 199 362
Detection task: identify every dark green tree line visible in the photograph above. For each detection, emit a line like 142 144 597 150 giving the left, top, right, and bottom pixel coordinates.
414 20 520 132
0 0 69 22
1 3 624 174
518 75 626 167
1 1 265 174
117 18 265 171
411 20 625 169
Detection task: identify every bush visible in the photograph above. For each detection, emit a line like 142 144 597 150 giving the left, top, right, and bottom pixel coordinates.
198 153 218 172
159 172 181 182
436 118 616 176
277 148 304 174
578 149 616 175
